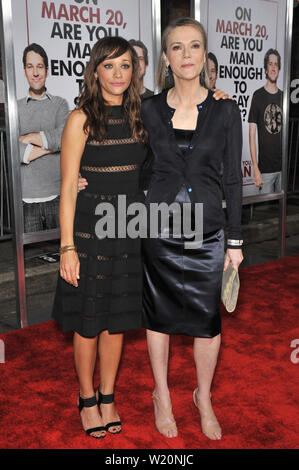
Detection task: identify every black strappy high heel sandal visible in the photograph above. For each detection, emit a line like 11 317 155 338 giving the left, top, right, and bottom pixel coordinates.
97 389 122 434
78 394 106 439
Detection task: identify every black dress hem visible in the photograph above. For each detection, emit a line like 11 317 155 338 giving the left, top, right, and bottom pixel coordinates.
52 309 142 338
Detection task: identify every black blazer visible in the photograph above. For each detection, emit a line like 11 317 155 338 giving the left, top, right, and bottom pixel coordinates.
141 89 243 240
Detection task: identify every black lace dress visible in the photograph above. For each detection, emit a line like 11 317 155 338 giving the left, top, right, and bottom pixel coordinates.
52 106 147 337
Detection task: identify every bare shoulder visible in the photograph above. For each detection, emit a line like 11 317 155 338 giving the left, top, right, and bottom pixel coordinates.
64 109 88 139
67 108 87 127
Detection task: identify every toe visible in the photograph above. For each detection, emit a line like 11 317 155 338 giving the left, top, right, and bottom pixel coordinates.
213 430 221 440
168 427 177 438
109 425 121 434
91 431 105 438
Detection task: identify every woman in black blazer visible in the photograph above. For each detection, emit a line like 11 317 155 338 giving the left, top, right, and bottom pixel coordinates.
141 17 243 440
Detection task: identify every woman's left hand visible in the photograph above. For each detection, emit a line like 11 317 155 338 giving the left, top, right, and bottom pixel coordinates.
212 88 229 100
224 248 243 272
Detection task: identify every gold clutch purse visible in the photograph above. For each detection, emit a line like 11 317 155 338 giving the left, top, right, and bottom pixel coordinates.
221 263 240 313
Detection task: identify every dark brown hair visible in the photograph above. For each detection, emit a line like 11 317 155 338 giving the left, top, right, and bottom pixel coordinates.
77 36 146 143
264 48 281 72
129 39 149 65
23 43 48 69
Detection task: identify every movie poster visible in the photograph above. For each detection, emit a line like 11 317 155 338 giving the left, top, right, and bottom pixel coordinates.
12 0 154 107
201 0 287 196
9 0 154 234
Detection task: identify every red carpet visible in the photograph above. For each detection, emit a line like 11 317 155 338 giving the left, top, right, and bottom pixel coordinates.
0 256 299 449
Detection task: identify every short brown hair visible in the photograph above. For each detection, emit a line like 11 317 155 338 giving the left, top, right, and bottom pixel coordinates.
23 43 48 69
264 48 281 72
129 39 149 66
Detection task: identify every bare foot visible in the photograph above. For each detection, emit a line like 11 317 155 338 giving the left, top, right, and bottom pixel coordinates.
152 391 178 438
78 397 106 438
193 388 222 440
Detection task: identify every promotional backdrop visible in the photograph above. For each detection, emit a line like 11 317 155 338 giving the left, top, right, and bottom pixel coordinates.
11 0 154 108
10 0 155 237
201 0 287 196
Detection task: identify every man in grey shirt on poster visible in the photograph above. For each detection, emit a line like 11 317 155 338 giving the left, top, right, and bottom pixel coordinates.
18 43 69 233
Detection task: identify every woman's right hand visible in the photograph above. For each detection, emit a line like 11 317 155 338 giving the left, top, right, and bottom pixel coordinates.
60 251 80 287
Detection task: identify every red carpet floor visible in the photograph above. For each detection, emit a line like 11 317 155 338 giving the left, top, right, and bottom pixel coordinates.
0 256 299 449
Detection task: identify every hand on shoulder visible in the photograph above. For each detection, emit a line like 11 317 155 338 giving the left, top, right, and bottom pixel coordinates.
212 88 237 102
212 88 229 101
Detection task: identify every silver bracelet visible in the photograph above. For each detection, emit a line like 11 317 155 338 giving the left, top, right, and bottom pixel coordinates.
227 239 243 246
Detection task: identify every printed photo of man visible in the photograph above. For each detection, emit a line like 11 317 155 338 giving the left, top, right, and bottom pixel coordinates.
208 52 218 89
129 39 154 100
248 48 283 194
18 43 69 233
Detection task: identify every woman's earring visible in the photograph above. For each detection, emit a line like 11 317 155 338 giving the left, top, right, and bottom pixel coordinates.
200 68 206 82
164 65 170 78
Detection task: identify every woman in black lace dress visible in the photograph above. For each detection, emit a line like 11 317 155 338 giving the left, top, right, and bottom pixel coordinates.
52 37 147 438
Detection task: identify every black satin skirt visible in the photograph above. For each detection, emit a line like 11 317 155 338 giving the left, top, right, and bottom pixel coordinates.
142 186 225 338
